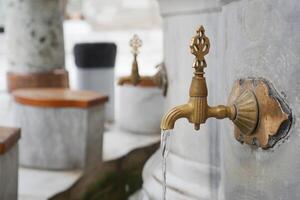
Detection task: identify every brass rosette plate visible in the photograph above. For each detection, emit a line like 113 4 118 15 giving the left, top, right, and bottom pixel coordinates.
228 78 293 149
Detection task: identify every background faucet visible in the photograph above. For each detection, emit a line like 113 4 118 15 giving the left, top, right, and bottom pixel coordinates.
118 34 168 96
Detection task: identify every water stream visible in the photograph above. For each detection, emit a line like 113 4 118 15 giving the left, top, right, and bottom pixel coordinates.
161 130 172 200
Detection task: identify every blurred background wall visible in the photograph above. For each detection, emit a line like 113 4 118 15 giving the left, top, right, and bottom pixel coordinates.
65 0 161 30
0 1 5 29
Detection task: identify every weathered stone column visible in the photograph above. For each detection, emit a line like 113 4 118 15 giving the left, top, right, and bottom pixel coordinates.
5 0 68 91
219 0 300 199
141 0 222 199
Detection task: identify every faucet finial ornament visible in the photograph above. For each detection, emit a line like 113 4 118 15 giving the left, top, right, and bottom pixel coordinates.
130 34 143 56
190 26 210 74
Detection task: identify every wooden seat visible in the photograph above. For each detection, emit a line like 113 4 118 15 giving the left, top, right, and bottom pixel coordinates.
0 127 20 155
12 88 109 108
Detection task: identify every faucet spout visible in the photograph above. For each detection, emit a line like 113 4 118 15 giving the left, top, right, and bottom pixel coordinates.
161 103 193 130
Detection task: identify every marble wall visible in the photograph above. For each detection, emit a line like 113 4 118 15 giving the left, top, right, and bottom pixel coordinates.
219 0 300 199
142 0 300 199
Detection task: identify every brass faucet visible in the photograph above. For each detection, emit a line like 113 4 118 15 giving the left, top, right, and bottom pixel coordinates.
118 34 142 86
118 34 168 95
161 26 259 135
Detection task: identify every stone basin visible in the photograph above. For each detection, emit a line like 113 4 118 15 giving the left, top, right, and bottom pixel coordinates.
116 82 164 135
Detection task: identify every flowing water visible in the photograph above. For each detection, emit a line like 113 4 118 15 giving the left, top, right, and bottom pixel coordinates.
161 130 172 200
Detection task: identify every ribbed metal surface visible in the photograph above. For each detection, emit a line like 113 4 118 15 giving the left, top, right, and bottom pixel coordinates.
233 89 258 135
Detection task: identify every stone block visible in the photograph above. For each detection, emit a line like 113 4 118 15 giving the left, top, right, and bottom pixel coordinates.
12 88 108 170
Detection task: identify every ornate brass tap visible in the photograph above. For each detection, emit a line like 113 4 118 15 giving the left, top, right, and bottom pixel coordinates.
118 34 168 95
161 26 292 149
118 34 142 86
161 26 246 132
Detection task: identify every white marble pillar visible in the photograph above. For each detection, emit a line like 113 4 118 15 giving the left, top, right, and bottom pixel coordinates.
5 0 68 91
141 0 222 199
219 0 300 199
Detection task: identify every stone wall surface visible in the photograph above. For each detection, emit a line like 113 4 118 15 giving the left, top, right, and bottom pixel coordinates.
219 0 300 199
142 0 300 199
82 0 161 30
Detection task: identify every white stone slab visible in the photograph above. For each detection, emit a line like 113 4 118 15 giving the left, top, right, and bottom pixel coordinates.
103 126 160 161
18 167 82 200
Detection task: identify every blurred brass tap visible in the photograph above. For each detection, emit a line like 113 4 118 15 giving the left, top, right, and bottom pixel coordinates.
118 34 168 95
118 34 142 86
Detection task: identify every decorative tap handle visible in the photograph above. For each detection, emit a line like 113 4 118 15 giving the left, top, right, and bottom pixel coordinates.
190 26 210 74
130 34 143 56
